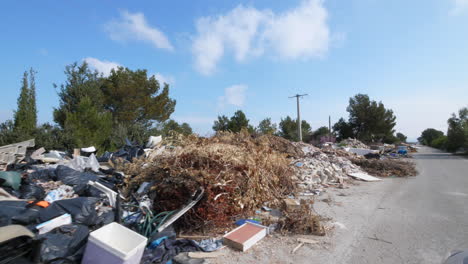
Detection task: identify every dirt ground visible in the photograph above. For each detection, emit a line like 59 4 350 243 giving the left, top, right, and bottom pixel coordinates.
205 177 404 264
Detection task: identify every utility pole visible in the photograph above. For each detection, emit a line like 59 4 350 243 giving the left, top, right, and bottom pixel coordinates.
289 94 308 142
329 115 332 142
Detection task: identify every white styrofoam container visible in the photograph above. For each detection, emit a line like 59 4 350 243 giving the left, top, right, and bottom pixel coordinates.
81 222 147 264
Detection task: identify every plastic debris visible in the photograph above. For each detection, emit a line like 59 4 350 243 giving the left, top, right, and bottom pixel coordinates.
36 213 72 234
0 171 21 191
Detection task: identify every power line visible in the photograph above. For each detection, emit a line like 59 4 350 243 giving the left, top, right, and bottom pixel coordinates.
289 94 308 142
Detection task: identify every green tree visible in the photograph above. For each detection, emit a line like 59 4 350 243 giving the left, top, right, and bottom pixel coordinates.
333 117 354 141
14 69 37 138
446 107 468 152
346 94 396 143
213 115 230 132
35 123 72 150
212 111 251 133
0 120 17 146
278 116 312 142
53 62 104 128
101 67 176 126
312 126 330 141
157 119 193 136
257 118 277 135
418 128 444 146
396 132 407 143
228 110 250 132
64 97 113 149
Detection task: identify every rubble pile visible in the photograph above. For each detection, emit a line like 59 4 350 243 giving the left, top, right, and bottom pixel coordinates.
292 143 366 192
350 158 417 177
339 138 370 149
121 131 296 231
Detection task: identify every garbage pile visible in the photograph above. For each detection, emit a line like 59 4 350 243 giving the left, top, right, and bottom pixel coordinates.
339 138 369 149
292 143 366 193
121 131 297 232
0 132 418 263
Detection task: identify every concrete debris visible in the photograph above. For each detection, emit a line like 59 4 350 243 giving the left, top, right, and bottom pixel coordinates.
339 138 369 149
0 139 35 165
348 172 381 182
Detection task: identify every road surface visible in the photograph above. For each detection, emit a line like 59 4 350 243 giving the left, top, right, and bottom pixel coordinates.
344 146 468 264
210 146 468 264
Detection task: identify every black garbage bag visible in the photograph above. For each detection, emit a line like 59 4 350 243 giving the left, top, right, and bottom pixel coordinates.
28 167 57 182
56 166 98 194
39 197 101 226
39 224 89 264
0 201 42 227
141 238 203 264
19 183 45 200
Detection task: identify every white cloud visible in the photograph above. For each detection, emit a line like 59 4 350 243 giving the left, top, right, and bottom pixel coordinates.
153 73 175 85
84 57 121 76
192 0 329 75
105 10 174 51
218 84 247 108
452 0 468 14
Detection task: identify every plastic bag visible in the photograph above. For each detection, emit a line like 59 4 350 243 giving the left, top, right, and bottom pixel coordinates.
39 197 101 226
28 167 58 182
0 201 42 227
56 165 98 194
19 183 46 200
39 224 89 264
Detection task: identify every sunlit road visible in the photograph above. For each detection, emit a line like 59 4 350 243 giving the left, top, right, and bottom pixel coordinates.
346 147 468 264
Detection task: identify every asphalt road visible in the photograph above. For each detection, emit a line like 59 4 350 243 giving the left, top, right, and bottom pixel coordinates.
210 146 468 264
346 146 468 264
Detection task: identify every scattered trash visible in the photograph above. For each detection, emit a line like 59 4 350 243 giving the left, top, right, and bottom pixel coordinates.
44 184 76 203
235 219 261 226
0 171 21 190
223 222 267 252
36 213 72 234
348 172 381 182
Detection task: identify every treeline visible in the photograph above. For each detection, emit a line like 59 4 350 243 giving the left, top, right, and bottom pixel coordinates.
0 63 192 151
212 94 407 145
418 107 468 152
1 65 407 150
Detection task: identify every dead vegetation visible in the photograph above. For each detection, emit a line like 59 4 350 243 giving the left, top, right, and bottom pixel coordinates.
121 131 298 232
350 158 417 177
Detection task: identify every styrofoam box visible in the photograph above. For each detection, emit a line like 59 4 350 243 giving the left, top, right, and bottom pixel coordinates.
81 222 147 264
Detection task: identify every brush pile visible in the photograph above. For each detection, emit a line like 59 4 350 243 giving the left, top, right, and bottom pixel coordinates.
121 131 297 231
350 158 417 177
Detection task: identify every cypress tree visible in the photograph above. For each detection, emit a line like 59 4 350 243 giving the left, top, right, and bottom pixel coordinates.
14 70 37 137
28 68 37 128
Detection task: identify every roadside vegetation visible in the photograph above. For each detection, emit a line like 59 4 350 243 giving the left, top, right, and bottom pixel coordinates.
418 107 468 153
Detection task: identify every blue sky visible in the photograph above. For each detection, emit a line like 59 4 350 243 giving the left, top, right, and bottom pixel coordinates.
1 0 468 140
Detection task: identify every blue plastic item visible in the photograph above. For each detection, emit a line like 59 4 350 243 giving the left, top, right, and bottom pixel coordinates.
235 219 260 226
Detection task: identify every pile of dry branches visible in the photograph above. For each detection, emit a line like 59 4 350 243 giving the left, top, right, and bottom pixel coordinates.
350 158 417 177
121 131 297 231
